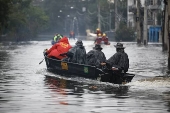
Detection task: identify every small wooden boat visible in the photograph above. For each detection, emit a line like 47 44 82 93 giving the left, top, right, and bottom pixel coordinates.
44 54 135 84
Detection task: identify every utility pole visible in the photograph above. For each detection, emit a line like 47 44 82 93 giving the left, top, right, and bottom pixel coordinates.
136 0 141 44
109 2 111 30
143 0 148 45
115 0 118 31
97 1 101 30
168 0 170 69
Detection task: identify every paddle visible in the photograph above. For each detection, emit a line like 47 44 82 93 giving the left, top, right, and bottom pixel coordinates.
39 58 44 64
39 49 48 65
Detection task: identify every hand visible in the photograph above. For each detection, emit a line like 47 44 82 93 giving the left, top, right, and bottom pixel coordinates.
60 53 67 56
44 48 48 52
112 67 118 71
44 51 48 56
101 63 106 66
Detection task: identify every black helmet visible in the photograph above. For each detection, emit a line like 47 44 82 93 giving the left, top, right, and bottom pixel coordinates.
93 44 103 50
75 40 83 46
114 43 125 49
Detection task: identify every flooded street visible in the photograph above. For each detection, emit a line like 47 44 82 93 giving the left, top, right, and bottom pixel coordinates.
0 39 170 113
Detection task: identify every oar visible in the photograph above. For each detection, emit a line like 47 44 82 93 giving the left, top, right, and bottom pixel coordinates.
39 58 44 64
39 49 48 65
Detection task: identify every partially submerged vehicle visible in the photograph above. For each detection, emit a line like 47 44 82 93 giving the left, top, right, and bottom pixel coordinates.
43 54 135 84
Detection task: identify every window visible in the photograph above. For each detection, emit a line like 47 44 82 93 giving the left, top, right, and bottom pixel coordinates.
134 0 136 5
150 0 153 5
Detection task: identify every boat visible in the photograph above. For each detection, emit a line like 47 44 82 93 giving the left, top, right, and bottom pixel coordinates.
44 54 135 84
95 41 110 45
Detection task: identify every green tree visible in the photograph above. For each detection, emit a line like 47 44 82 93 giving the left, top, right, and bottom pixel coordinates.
0 0 12 35
115 22 136 41
0 0 49 41
24 6 49 38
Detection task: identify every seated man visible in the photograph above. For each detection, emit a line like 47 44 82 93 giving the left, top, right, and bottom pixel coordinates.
101 43 129 84
86 44 106 68
62 40 86 64
52 33 63 45
45 37 72 60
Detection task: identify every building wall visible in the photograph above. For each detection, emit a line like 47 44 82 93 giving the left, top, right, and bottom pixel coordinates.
127 0 135 27
127 0 163 43
127 0 145 27
127 0 161 27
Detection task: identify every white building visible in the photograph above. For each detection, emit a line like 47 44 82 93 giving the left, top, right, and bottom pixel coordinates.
127 0 161 28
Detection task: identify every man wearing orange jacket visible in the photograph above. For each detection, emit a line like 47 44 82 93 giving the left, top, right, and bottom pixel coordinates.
45 37 72 60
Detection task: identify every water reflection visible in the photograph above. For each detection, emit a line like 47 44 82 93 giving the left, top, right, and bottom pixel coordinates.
44 75 130 98
162 91 170 112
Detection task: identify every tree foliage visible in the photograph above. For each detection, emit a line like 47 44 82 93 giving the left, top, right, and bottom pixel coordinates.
0 0 49 41
115 22 136 42
0 0 12 34
0 0 130 41
41 0 115 34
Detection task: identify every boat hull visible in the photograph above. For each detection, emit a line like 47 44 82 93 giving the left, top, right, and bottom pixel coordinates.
44 54 135 84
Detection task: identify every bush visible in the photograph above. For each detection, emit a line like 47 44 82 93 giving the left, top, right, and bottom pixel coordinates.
115 22 136 41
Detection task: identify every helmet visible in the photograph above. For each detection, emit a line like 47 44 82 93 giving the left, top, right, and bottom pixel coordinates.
114 43 125 49
103 33 106 36
75 40 83 46
96 28 100 31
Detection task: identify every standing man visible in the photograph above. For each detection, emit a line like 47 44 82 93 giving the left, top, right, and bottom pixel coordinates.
69 31 75 40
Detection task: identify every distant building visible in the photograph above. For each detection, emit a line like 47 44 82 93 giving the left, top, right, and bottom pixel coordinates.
127 0 163 42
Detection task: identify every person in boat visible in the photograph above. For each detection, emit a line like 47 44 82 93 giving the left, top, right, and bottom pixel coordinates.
94 33 102 45
45 37 72 60
96 28 102 37
101 42 129 83
61 40 86 64
86 44 106 68
52 33 63 45
101 33 110 45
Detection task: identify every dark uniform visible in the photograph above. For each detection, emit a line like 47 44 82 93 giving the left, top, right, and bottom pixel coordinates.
65 40 86 64
106 49 129 73
102 43 129 84
86 44 106 68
